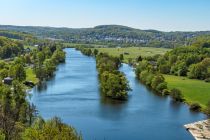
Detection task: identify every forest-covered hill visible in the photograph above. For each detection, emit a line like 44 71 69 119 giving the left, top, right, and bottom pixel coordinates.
0 25 210 48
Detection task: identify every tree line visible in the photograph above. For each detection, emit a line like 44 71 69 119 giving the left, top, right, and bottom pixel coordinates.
78 47 131 100
135 42 210 113
0 42 65 83
0 37 24 59
32 44 65 81
156 45 210 81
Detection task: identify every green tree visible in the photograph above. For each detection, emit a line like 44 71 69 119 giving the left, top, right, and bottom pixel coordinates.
151 75 166 93
93 49 98 56
159 64 170 74
9 64 26 81
0 69 8 79
187 63 207 79
44 59 56 78
120 54 124 61
136 55 142 62
22 117 82 140
170 88 183 102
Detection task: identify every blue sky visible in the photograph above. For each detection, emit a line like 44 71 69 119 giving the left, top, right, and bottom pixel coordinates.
0 0 210 31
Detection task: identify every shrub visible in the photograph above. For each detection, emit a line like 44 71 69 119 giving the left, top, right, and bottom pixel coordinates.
190 103 201 111
162 89 170 95
151 75 165 92
204 78 210 82
159 64 170 74
120 54 124 61
170 88 184 102
156 82 167 93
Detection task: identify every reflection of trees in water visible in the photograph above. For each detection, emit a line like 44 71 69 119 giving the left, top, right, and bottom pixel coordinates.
98 92 129 121
169 98 182 111
35 76 56 92
100 92 127 105
37 81 48 92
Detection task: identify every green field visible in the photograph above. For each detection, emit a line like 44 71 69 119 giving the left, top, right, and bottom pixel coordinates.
93 47 170 62
165 75 210 109
24 45 36 49
26 68 39 84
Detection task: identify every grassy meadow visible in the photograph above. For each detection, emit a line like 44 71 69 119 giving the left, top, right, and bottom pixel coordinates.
26 68 39 84
165 75 210 109
93 47 170 62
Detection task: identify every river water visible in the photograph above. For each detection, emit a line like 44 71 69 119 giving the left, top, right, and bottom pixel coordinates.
29 48 206 140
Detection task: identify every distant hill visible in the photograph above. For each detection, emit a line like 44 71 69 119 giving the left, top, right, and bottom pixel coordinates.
0 24 210 48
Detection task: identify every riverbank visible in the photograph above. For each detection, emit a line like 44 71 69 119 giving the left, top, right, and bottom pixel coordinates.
165 75 210 111
184 119 210 140
91 47 210 114
30 48 206 140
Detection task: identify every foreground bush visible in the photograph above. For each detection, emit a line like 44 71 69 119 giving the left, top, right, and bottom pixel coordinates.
22 117 82 140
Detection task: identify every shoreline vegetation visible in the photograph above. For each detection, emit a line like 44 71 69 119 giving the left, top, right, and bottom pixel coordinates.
77 47 131 100
0 36 82 139
75 45 210 115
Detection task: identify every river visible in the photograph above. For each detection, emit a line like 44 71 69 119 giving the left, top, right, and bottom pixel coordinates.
29 48 206 140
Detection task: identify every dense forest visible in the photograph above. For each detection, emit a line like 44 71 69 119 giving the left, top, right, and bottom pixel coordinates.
1 25 210 48
0 37 24 59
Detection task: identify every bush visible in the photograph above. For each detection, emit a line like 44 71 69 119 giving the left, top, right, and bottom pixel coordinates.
162 89 170 95
120 54 124 61
156 82 167 93
204 78 210 82
190 103 201 111
170 88 184 102
151 75 166 92
22 117 82 140
159 64 170 74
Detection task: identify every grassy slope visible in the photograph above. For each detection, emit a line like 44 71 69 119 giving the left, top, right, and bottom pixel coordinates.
165 75 210 109
26 68 39 84
94 47 170 62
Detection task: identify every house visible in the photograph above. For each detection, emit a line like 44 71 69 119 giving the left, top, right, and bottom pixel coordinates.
2 77 13 85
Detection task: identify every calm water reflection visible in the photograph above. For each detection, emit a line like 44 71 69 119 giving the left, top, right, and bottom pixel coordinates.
30 48 206 140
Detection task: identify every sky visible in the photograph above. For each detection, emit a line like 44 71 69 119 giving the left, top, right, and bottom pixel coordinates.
0 0 210 31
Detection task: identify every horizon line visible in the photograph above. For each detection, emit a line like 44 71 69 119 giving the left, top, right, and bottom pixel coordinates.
0 23 210 33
